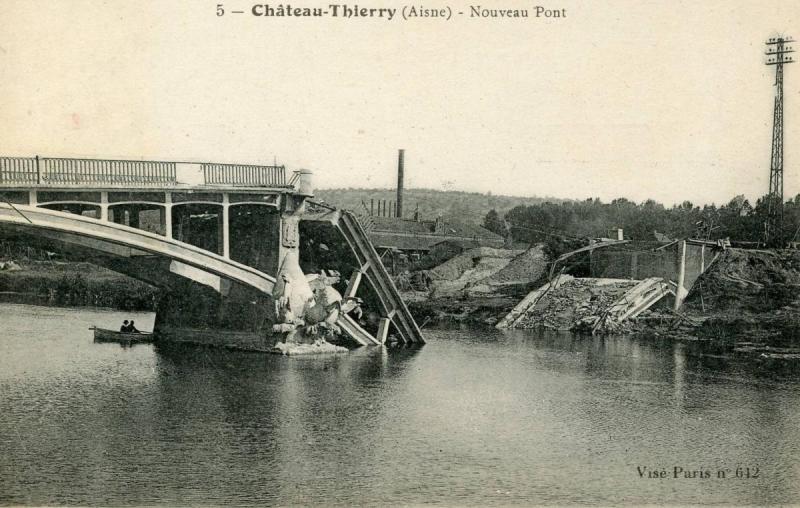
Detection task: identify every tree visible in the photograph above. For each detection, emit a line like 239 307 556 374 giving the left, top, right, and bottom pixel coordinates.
482 209 506 236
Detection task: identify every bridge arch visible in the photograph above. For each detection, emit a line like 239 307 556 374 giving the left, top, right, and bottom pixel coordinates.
38 202 101 218
0 203 275 294
108 203 166 236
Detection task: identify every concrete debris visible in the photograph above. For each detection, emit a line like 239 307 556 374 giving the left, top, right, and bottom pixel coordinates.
499 275 675 334
272 339 348 355
501 277 640 332
496 274 574 328
0 260 21 271
583 277 675 333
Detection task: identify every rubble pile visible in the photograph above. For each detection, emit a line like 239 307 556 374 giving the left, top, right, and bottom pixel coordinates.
513 278 638 331
638 249 800 348
684 249 800 314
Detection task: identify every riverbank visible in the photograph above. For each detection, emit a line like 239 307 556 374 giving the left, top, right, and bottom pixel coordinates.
401 247 800 350
638 249 800 347
0 260 158 311
4 245 799 353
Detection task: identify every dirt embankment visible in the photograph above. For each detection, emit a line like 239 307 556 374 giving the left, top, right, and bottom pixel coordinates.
402 245 550 324
467 244 549 295
422 245 550 296
684 249 800 313
645 249 800 345
426 247 522 296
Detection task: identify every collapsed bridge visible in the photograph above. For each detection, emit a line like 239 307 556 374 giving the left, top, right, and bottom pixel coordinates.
497 239 726 333
0 155 423 349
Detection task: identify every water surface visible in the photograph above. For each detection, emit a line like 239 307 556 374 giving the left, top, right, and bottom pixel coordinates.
1 303 799 506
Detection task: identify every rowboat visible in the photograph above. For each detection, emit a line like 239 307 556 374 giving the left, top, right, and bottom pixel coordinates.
91 326 154 344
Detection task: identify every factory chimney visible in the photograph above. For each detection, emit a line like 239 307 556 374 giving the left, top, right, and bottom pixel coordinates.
396 149 404 218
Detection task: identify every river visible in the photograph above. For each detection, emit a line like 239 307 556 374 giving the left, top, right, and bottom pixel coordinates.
1 303 799 506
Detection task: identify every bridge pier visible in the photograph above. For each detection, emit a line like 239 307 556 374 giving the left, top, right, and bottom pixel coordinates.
222 193 230 258
164 192 173 238
100 192 108 221
152 194 306 348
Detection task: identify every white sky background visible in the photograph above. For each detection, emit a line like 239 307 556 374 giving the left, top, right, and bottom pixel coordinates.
0 0 798 206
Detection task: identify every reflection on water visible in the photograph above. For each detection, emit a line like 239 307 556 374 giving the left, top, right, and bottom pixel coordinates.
1 304 799 506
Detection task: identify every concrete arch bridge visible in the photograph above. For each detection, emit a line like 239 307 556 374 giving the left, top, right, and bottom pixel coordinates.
0 156 423 348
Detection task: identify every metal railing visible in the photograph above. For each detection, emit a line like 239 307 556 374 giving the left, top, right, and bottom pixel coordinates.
42 158 176 185
0 156 291 188
0 157 38 184
202 163 286 187
357 214 376 233
0 156 176 186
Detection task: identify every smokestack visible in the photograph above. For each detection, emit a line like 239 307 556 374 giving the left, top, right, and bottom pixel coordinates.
396 149 404 218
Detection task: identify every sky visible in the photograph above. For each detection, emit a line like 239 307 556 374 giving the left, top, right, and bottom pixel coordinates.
1 0 799 206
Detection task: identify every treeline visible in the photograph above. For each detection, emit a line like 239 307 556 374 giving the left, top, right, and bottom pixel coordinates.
315 187 563 226
483 195 800 244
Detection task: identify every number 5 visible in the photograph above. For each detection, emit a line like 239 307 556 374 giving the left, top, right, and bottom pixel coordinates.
216 4 224 16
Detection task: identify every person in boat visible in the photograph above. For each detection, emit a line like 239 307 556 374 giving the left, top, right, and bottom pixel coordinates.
127 320 140 333
120 320 130 332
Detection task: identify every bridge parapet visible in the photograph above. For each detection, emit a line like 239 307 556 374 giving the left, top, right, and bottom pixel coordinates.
0 156 293 191
202 162 285 187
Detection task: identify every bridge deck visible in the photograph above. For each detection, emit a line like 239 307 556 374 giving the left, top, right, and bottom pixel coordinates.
0 155 300 191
